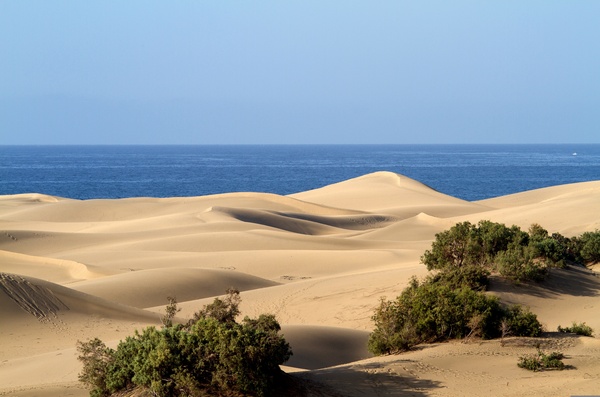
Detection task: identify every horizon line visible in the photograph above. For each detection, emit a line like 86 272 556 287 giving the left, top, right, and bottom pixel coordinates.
2 143 598 147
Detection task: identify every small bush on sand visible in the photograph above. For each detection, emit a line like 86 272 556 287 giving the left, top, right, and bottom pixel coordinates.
160 295 180 328
368 277 542 355
518 350 565 371
574 230 600 264
502 305 544 337
78 290 292 397
76 338 115 397
558 322 594 337
421 221 598 284
371 220 598 356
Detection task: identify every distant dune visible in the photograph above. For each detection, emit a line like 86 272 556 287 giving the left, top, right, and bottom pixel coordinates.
1 171 599 396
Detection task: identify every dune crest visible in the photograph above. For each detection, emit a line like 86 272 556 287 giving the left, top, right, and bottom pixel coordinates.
291 171 489 217
70 267 278 309
0 193 65 204
0 250 104 283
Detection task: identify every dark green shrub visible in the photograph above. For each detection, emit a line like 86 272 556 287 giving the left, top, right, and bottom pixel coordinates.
368 280 545 356
428 264 490 291
502 305 543 337
518 350 565 371
557 322 594 337
578 231 600 264
517 355 542 371
548 233 573 267
78 292 292 397
187 287 241 326
186 315 292 396
422 220 600 284
76 338 116 397
422 221 530 273
367 294 419 355
368 278 510 355
495 246 548 283
528 224 549 242
370 220 600 356
527 225 573 268
421 221 481 270
478 220 523 261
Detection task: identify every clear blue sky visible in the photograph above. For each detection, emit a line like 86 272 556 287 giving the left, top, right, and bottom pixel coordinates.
1 1 599 144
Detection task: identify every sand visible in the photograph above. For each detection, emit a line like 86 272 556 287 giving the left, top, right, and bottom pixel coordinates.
1 171 599 396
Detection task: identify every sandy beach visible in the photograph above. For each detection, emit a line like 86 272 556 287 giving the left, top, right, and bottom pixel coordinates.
1 171 599 396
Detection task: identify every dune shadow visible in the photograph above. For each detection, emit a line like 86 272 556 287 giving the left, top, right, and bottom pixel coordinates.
282 325 372 370
213 206 395 235
289 359 442 397
490 265 600 299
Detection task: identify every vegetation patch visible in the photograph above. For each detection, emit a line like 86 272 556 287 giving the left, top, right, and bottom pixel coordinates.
558 322 594 337
518 350 566 371
368 276 542 355
369 221 600 356
77 289 292 397
421 221 599 284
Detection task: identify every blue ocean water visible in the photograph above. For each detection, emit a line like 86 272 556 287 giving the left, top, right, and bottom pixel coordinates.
1 145 599 202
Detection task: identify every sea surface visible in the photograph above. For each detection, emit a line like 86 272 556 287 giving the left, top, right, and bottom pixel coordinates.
1 145 599 202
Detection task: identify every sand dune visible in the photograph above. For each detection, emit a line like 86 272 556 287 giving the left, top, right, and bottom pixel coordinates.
70 267 278 308
1 171 599 396
0 250 107 283
1 273 160 325
472 180 600 235
291 171 490 217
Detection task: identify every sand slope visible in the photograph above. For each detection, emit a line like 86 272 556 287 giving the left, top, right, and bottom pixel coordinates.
1 171 599 396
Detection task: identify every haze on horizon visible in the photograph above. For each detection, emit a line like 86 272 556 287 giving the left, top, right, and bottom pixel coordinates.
1 1 599 145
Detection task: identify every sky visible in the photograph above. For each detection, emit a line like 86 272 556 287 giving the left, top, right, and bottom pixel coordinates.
1 1 599 145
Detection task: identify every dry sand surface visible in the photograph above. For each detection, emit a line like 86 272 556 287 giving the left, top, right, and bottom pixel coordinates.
1 171 599 396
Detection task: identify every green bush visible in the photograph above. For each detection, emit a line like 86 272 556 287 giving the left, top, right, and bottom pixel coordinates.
421 221 530 272
478 220 525 261
78 291 292 397
577 231 600 264
186 287 241 326
369 220 600 356
495 246 548 283
428 264 490 291
160 296 181 328
367 277 542 355
421 221 486 271
518 350 565 371
527 225 577 268
502 305 543 337
557 322 594 337
421 221 596 284
76 338 116 397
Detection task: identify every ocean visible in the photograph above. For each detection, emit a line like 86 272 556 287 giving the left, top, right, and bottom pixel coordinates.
1 145 599 202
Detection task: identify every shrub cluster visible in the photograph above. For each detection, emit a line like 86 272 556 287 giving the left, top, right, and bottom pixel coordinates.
558 322 594 337
571 231 600 264
517 350 566 371
421 221 598 284
369 221 600 356
78 289 292 397
368 276 542 355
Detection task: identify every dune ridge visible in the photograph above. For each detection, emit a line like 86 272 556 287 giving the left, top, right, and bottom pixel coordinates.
1 171 599 396
0 273 69 320
0 249 105 283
